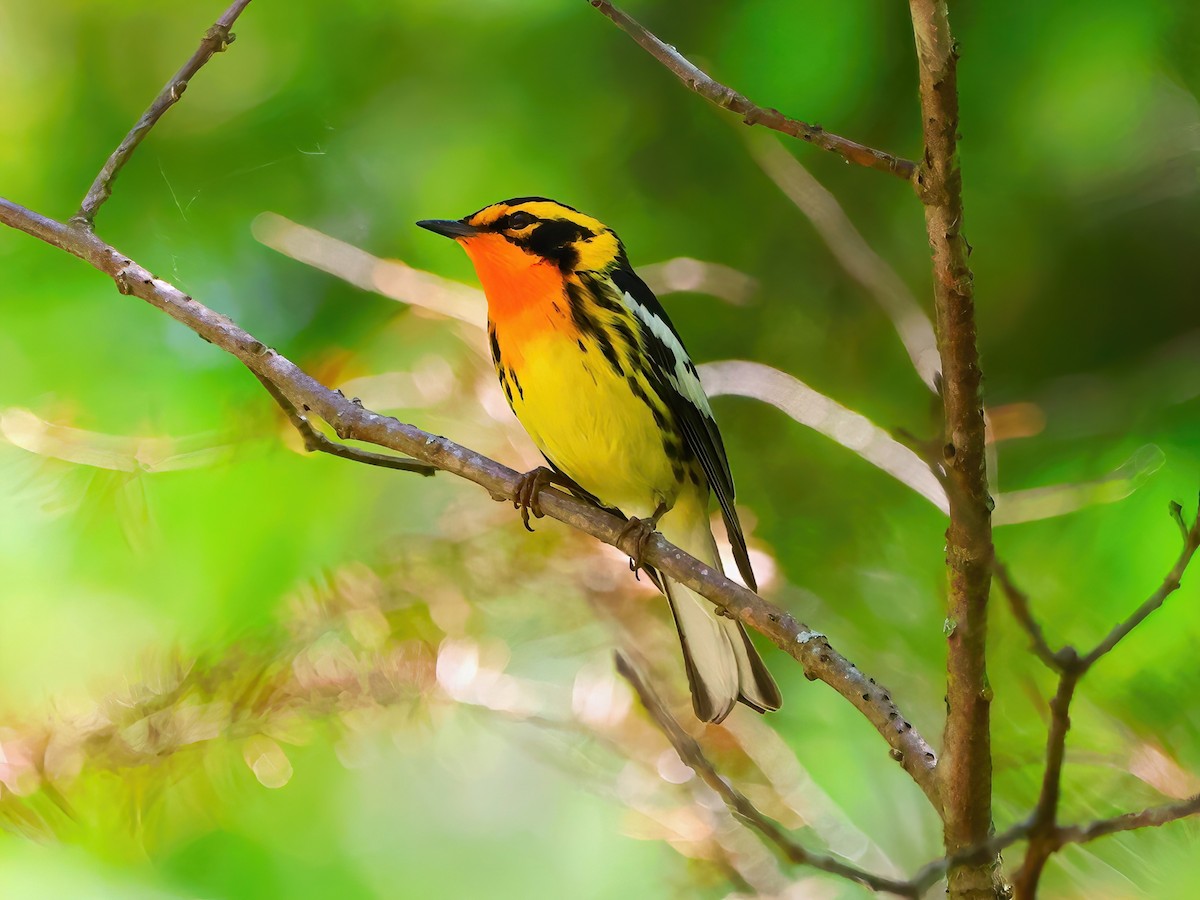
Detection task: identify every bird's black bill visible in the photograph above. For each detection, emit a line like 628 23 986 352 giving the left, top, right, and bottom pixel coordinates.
416 219 481 239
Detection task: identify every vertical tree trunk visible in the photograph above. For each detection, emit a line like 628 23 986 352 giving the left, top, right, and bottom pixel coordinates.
906 2 1004 896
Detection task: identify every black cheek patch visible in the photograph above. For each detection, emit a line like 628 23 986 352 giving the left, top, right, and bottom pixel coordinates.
525 220 590 271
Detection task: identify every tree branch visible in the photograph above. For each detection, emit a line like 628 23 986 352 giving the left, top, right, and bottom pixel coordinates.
587 0 917 181
906 3 999 897
1055 793 1200 846
0 193 942 815
251 371 436 475
910 817 1033 894
1012 662 1080 897
71 0 255 227
1079 500 1200 667
999 501 1200 898
615 653 919 898
911 790 1200 893
908 790 1200 896
993 562 1062 670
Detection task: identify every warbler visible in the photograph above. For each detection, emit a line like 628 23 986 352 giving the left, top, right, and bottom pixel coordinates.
418 198 780 723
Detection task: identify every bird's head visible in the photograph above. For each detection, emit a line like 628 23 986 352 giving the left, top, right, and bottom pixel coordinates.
417 197 622 277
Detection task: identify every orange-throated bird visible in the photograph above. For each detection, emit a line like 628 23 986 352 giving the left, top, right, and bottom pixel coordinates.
418 198 780 723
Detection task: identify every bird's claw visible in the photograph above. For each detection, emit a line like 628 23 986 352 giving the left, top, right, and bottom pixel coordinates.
618 515 656 576
513 467 554 532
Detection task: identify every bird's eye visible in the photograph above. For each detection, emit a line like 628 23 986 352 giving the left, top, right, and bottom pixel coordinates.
505 211 537 230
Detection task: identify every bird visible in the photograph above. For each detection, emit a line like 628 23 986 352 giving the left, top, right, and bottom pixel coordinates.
417 197 780 723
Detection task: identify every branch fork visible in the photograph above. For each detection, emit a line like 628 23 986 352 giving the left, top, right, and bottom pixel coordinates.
998 499 1200 897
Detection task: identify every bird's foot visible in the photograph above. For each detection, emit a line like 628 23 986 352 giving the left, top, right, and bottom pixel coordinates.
618 502 668 575
513 466 560 532
618 516 654 574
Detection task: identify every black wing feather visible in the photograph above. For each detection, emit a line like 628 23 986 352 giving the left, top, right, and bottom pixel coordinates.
607 265 758 592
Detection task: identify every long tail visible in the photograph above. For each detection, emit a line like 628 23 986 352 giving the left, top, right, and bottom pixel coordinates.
659 493 781 723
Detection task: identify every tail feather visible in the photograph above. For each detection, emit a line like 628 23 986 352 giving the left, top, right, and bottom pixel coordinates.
664 579 739 723
660 496 781 723
722 618 783 713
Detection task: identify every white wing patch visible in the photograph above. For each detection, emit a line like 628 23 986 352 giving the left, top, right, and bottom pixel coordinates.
624 292 715 420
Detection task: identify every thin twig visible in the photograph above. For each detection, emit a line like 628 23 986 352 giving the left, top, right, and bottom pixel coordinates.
1170 500 1190 543
615 653 919 898
0 193 943 815
992 562 1062 670
252 372 435 475
1007 501 1200 898
587 0 916 181
1080 501 1200 667
71 0 255 227
1055 793 1200 846
1016 791 1200 897
906 2 998 896
912 789 1200 894
1000 502 1199 676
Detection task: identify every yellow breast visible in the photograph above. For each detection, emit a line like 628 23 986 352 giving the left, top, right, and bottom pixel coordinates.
505 331 680 520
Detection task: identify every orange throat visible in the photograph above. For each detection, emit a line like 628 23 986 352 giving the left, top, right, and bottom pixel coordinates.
460 235 571 358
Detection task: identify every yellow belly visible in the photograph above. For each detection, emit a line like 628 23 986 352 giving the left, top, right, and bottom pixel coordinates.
508 333 678 519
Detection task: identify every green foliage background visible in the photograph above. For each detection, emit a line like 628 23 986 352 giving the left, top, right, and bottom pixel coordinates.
1 0 1198 896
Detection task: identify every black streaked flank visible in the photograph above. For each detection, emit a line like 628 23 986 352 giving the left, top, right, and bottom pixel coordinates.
566 281 623 377
579 275 639 357
626 374 651 406
611 318 637 350
610 263 757 592
584 276 628 316
661 435 686 462
647 396 670 432
488 325 502 366
597 337 622 374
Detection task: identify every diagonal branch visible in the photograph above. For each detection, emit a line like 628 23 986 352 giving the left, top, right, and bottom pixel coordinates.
587 1 917 181
0 193 943 816
615 652 919 898
71 0 255 227
1080 500 1200 667
251 372 435 475
64 1 432 478
993 562 1061 670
